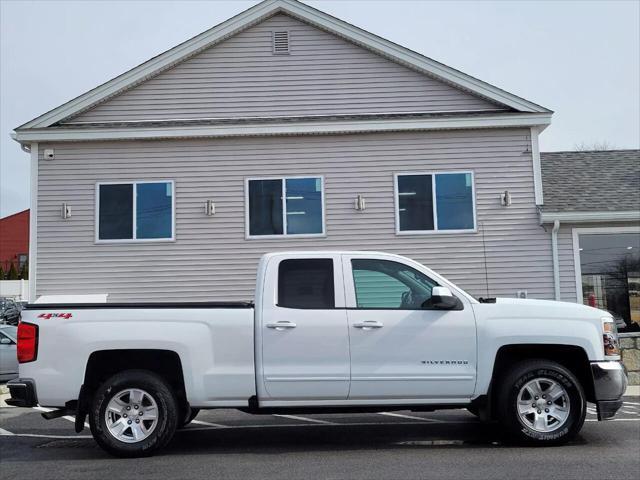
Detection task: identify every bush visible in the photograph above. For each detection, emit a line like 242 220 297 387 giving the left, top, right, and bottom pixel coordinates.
6 262 19 280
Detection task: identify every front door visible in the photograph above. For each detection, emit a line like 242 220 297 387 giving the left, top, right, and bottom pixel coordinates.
260 254 350 401
343 254 477 401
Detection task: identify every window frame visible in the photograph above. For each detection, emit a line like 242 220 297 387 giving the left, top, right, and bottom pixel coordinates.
244 175 326 240
393 171 477 235
95 180 176 244
572 225 640 305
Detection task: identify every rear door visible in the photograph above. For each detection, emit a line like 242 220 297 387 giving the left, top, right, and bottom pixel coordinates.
343 254 477 401
259 254 350 401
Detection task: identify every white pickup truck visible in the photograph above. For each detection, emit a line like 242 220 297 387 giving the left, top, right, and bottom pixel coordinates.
8 251 627 457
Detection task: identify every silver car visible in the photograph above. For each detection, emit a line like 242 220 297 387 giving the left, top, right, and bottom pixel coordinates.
0 325 18 381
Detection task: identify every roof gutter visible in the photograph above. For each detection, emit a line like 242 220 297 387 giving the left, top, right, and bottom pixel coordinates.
551 220 561 301
539 210 640 224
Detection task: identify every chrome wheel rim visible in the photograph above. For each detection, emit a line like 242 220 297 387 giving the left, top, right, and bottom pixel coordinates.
517 378 571 433
104 388 159 443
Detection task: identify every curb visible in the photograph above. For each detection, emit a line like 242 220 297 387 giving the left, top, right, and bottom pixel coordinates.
624 385 639 397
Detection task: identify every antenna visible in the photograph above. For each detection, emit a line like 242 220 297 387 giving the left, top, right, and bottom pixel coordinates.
480 220 490 297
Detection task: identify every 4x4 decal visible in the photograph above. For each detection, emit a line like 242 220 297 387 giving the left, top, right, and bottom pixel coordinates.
37 313 73 319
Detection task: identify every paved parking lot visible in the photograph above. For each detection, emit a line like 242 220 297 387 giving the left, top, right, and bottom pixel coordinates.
1 400 639 480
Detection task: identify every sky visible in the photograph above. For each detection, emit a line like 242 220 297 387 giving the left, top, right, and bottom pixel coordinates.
1 0 639 218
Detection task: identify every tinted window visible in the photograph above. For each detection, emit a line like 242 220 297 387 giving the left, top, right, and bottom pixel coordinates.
99 184 133 240
578 232 640 332
435 173 474 230
136 182 173 239
398 174 433 231
278 259 334 309
285 178 323 235
249 179 283 236
352 259 438 309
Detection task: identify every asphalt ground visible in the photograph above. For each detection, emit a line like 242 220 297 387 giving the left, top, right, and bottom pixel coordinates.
1 399 639 480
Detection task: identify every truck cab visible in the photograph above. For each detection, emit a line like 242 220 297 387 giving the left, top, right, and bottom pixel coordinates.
256 251 477 405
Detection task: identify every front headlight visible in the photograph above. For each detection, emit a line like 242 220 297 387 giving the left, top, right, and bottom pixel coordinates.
602 317 620 357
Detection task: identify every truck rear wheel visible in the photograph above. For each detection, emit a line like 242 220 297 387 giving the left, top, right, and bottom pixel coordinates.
497 359 586 446
89 370 178 457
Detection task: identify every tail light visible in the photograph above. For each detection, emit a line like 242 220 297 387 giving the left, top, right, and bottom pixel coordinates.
17 322 38 363
602 318 620 357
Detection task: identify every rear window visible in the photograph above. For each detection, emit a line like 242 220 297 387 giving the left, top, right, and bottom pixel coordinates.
278 259 335 309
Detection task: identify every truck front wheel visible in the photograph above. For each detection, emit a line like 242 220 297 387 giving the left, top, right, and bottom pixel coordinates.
89 370 179 457
497 359 586 445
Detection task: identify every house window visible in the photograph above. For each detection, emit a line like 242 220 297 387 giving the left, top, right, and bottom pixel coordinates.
97 181 174 241
395 172 475 233
247 177 324 237
17 254 28 270
576 230 640 332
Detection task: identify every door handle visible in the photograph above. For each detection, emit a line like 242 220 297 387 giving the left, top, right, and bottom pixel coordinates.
353 321 384 330
266 321 297 331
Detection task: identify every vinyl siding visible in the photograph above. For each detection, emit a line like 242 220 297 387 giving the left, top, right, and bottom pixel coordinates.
36 128 556 302
65 14 503 124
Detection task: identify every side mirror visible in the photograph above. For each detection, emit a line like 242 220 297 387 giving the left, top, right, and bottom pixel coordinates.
422 286 463 310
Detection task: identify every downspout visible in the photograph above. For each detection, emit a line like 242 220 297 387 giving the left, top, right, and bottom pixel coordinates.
551 219 561 301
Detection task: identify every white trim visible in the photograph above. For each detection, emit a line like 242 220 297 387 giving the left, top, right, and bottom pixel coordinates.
393 171 477 235
94 180 175 243
572 226 640 305
59 109 508 126
244 175 326 239
551 219 560 300
14 112 552 144
28 143 38 303
540 210 640 224
530 126 543 205
15 0 549 130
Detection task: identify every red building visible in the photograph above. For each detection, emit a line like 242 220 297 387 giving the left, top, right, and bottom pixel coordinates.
0 209 29 275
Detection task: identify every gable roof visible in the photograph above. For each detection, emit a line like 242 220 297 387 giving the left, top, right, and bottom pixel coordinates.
16 0 550 131
540 149 640 219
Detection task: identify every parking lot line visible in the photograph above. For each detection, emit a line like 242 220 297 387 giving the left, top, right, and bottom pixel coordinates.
190 419 229 428
378 412 444 423
272 414 336 424
0 432 93 439
33 406 89 429
585 418 640 422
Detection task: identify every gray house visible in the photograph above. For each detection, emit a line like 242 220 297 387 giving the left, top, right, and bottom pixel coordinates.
13 0 559 304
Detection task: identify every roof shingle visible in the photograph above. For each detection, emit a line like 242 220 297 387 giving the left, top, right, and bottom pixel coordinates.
540 150 640 212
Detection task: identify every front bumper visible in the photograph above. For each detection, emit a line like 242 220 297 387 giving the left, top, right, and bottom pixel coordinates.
6 378 38 408
591 361 628 420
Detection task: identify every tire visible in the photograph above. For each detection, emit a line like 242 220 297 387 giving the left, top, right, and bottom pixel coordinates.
497 359 586 446
179 406 200 428
89 370 179 457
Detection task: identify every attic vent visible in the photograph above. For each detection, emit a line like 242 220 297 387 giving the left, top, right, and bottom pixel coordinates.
273 31 290 54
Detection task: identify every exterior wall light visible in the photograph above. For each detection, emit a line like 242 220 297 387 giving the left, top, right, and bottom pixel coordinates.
205 200 216 216
500 190 512 207
61 203 71 219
